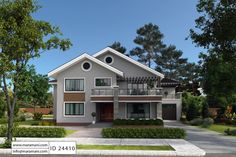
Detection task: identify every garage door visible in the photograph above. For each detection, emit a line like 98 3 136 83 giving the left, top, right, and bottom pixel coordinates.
162 104 176 120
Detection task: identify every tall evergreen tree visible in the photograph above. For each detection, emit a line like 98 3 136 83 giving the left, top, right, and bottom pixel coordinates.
155 45 188 80
190 0 236 105
130 23 165 67
109 41 126 54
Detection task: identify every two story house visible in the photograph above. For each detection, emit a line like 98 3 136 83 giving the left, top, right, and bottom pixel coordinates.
48 47 182 125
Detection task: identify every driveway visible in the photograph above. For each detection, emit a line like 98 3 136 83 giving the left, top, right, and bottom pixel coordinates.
164 120 236 154
65 122 112 138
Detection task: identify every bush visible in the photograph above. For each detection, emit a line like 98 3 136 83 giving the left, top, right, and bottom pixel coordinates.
190 118 203 126
0 126 65 137
102 128 186 139
39 121 55 126
17 114 26 122
202 118 214 128
113 119 163 126
24 112 34 119
186 104 199 121
224 128 236 136
33 112 43 120
202 101 210 118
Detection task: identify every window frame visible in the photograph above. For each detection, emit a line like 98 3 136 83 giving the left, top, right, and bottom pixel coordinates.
81 60 92 72
94 77 112 88
104 55 114 65
64 77 85 93
126 103 150 119
64 102 85 117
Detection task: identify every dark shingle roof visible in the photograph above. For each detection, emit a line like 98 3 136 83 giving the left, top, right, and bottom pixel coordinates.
161 78 180 87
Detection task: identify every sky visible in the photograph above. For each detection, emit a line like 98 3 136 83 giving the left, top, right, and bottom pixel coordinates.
30 0 204 75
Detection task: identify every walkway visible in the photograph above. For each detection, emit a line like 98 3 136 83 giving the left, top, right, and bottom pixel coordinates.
164 120 236 154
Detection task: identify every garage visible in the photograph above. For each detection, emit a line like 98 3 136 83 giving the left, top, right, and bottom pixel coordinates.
162 104 176 120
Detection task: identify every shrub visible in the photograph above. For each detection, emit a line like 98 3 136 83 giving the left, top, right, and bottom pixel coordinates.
17 114 26 122
202 118 214 128
0 126 65 137
186 104 199 121
113 119 163 126
39 121 55 126
202 101 210 118
24 112 34 119
190 118 203 126
102 128 186 139
33 112 43 120
224 129 236 136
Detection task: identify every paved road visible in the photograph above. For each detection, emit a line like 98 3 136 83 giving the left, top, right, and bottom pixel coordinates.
164 120 236 154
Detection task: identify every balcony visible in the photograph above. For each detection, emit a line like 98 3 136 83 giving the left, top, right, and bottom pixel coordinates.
162 93 182 99
91 88 163 102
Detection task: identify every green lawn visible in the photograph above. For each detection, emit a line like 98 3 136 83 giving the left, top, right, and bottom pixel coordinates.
202 124 236 134
76 145 174 151
42 114 53 119
65 129 77 136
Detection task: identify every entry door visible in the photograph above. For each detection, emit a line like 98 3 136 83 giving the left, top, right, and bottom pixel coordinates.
100 103 114 122
162 104 176 120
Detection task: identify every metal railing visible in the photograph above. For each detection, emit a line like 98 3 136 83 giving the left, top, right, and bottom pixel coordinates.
162 93 182 99
119 89 162 95
91 89 114 95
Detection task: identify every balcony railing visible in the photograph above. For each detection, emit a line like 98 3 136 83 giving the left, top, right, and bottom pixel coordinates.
162 93 182 99
91 89 114 95
119 89 162 95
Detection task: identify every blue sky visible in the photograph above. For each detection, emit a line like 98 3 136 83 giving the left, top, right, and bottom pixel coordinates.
30 0 204 75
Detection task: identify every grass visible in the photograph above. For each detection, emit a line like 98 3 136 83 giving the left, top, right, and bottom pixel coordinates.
65 129 77 136
205 124 236 134
77 145 174 150
42 114 53 119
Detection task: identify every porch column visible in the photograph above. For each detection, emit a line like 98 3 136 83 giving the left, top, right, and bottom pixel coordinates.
113 86 119 119
156 103 162 119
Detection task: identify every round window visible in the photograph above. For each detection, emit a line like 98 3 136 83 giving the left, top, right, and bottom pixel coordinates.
104 56 113 65
81 61 92 71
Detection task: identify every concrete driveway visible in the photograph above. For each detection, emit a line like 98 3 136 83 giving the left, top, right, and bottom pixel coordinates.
164 120 236 154
65 122 112 138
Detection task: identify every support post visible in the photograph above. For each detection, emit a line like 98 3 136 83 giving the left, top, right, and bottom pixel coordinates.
113 86 119 120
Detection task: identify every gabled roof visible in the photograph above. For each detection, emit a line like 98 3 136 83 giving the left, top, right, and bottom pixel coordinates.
93 47 164 78
48 53 124 77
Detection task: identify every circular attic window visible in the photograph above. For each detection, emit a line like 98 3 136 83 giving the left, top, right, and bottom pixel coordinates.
81 61 92 71
104 55 114 65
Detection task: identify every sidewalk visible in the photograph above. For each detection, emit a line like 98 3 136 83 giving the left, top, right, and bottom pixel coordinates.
0 137 206 156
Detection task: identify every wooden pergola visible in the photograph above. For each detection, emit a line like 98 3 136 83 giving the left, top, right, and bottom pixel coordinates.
117 76 161 86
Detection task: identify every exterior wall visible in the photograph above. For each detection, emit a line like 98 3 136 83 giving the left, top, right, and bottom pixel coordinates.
162 99 182 120
53 85 57 120
162 87 176 95
150 102 157 119
96 51 157 77
55 59 117 124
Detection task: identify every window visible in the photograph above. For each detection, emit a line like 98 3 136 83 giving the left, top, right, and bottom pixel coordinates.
95 78 111 87
127 103 150 118
65 79 84 91
81 61 92 71
65 103 84 116
104 55 113 64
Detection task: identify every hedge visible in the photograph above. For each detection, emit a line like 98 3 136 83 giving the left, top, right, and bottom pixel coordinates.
102 128 186 139
0 126 66 137
224 129 236 136
113 119 163 126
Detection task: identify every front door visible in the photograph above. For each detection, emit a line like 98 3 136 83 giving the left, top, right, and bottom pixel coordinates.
100 103 113 122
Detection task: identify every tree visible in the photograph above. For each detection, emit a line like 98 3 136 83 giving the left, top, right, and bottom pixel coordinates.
190 0 236 106
0 0 71 145
17 66 50 111
130 23 165 67
109 42 126 54
155 45 188 80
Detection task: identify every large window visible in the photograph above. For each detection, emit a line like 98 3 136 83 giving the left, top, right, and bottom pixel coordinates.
95 78 111 87
65 79 84 91
65 103 84 116
127 103 150 118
